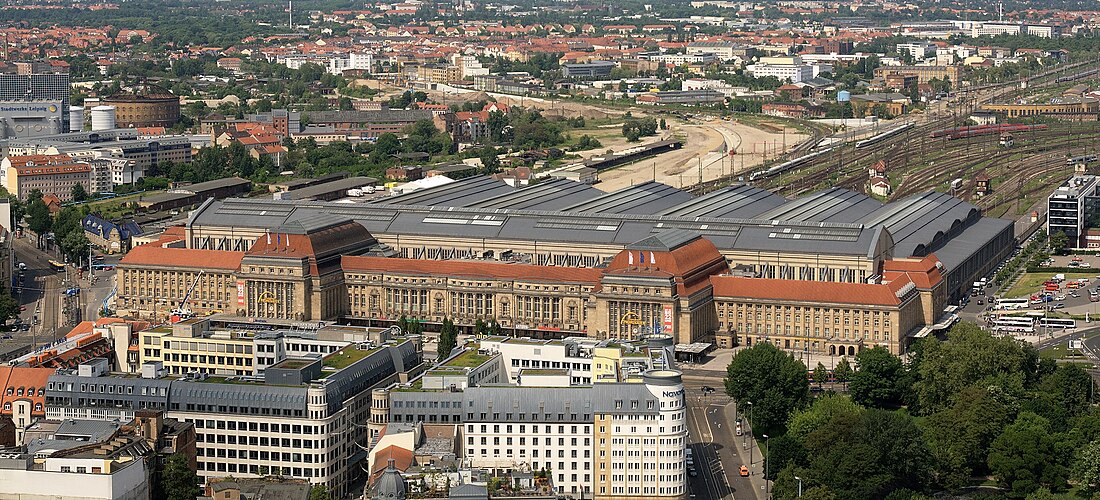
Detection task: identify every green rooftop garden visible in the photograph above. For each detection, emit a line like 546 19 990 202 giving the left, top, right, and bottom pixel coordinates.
444 348 492 368
522 369 568 376
322 346 378 370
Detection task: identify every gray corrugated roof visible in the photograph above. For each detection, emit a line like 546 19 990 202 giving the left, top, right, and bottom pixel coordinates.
757 188 882 222
859 191 981 257
463 383 657 420
467 179 604 211
560 181 695 215
659 184 786 218
929 217 1013 272
192 196 880 256
285 176 377 201
169 381 307 412
375 176 516 207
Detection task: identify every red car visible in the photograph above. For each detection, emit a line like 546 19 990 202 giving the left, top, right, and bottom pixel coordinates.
19 305 26 312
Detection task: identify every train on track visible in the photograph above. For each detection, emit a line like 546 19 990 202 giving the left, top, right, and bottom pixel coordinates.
1067 154 1098 166
747 145 839 182
854 122 916 149
1056 68 1099 83
929 123 1049 140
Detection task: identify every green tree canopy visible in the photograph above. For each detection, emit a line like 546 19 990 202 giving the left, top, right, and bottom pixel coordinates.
922 385 1015 490
912 322 1040 414
849 346 907 408
987 412 1071 497
804 409 931 500
724 342 809 435
162 453 201 500
786 394 863 442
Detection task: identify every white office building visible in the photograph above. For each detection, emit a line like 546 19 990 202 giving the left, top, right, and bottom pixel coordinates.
748 56 814 83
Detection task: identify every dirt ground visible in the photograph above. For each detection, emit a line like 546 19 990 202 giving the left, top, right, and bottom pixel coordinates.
594 119 809 193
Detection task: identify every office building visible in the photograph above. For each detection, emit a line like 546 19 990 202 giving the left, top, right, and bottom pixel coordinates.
45 330 423 497
376 337 686 498
5 159 91 201
748 56 814 83
5 130 192 184
562 61 617 79
0 62 69 133
1048 175 1100 248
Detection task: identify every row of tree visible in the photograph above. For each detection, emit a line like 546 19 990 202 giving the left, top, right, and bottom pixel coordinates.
726 322 1098 498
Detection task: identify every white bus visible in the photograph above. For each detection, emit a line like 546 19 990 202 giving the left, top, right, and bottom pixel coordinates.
995 298 1030 310
1038 318 1077 330
992 317 1035 333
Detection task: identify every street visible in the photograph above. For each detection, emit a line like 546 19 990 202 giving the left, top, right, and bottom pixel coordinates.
0 236 119 361
683 373 767 500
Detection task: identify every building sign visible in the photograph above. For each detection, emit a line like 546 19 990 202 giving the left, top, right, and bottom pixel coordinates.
620 311 644 326
258 291 278 304
662 305 674 333
0 102 60 114
236 281 245 305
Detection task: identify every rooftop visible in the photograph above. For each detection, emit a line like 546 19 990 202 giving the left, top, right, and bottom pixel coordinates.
443 348 492 368
322 345 378 370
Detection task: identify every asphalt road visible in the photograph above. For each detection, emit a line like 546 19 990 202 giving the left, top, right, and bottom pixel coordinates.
683 373 765 500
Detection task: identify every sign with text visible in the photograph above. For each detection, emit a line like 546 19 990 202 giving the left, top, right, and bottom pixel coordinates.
662 305 674 333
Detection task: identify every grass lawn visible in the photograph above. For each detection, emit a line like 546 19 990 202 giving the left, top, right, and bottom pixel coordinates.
1002 272 1097 299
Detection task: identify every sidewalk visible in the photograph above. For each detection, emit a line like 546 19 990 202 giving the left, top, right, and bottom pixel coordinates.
727 400 770 499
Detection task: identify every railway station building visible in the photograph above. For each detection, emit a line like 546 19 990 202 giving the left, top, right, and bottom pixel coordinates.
116 176 1014 356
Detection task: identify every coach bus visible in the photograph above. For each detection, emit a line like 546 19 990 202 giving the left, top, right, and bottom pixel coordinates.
995 298 1029 310
1038 318 1077 330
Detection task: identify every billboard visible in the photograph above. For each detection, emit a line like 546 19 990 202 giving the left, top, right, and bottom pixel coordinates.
236 280 246 306
662 304 674 333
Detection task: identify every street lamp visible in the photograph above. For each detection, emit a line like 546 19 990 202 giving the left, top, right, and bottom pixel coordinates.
795 476 803 497
763 433 770 496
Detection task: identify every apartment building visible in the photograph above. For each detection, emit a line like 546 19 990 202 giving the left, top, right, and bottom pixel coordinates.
378 337 686 498
748 56 814 83
45 334 423 497
873 65 963 84
5 161 91 201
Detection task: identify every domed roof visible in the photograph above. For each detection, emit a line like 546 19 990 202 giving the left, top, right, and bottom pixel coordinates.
368 459 406 500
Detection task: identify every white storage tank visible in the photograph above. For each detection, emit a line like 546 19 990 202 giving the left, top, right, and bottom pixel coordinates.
90 105 116 131
69 105 85 132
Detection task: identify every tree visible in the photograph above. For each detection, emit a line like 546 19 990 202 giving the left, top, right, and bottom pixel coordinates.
26 198 51 237
162 453 201 500
813 362 828 388
438 318 458 360
308 485 331 500
834 357 853 389
786 394 863 442
988 412 1070 497
849 346 906 408
724 343 809 435
1049 230 1069 255
912 322 1039 414
766 434 807 480
0 286 18 323
71 184 89 202
804 409 932 500
922 385 1014 491
1074 440 1100 494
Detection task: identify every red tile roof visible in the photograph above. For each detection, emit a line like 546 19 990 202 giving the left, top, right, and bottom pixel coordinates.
605 237 729 296
342 255 604 284
0 366 54 417
710 275 913 307
121 244 244 270
369 445 415 485
882 254 943 290
3 154 72 167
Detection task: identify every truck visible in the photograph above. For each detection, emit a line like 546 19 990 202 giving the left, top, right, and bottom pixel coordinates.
1054 274 1066 282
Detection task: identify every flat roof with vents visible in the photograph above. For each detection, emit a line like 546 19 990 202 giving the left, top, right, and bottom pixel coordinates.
561 181 695 215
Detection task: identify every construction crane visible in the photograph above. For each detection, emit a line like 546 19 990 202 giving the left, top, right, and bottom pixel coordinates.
170 270 205 320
